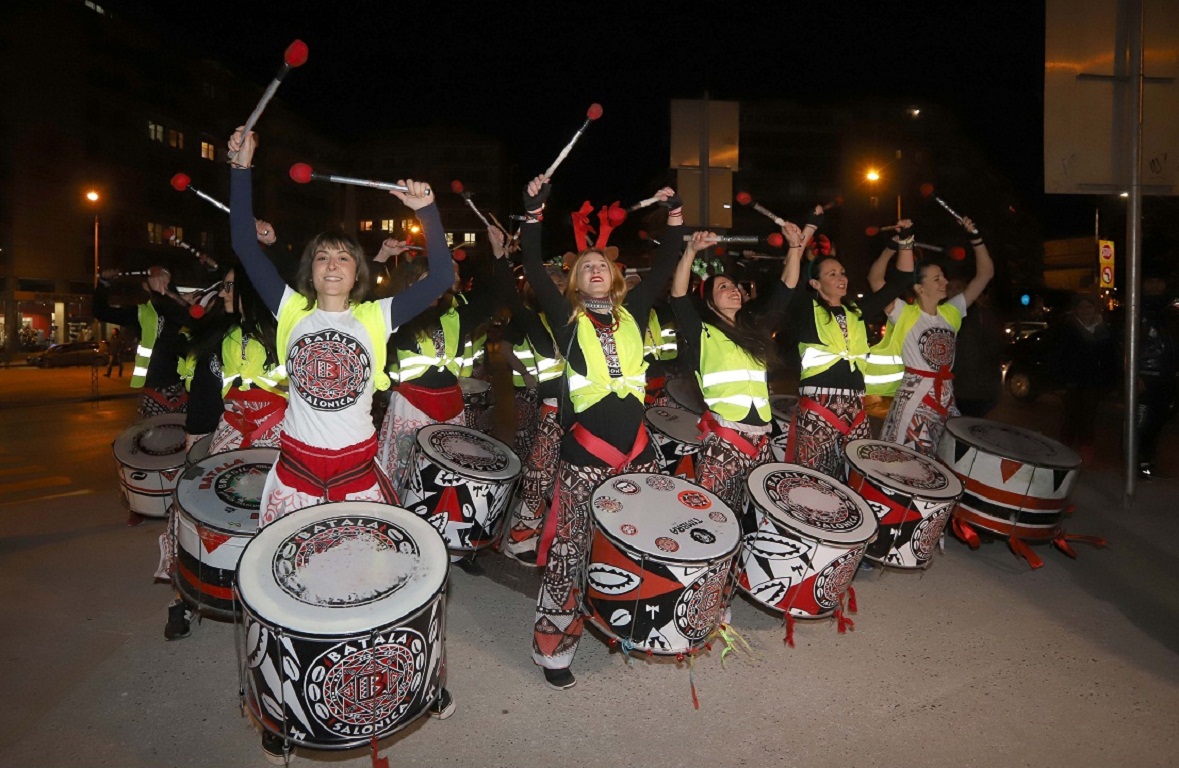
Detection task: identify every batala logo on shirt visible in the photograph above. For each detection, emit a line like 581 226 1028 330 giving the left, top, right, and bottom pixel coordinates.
289 329 371 411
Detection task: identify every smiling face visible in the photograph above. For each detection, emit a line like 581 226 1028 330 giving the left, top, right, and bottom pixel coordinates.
809 257 848 305
219 269 236 314
574 251 613 299
915 263 948 304
708 276 744 319
312 245 358 303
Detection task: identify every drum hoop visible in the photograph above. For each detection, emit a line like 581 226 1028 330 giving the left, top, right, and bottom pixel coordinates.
174 448 277 532
414 424 521 481
944 417 1081 470
746 463 878 545
644 406 703 446
112 414 188 470
844 439 962 500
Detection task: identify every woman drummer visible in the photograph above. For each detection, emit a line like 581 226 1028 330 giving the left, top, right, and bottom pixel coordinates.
520 174 684 690
668 224 807 509
784 217 913 477
867 216 993 455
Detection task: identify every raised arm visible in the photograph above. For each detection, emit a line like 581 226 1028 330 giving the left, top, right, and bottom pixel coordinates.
867 245 896 293
625 187 684 319
385 182 452 327
670 229 715 298
779 220 806 289
227 129 287 315
959 216 994 307
519 175 572 328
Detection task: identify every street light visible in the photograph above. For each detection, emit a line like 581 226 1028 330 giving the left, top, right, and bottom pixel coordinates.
85 190 100 286
864 168 901 219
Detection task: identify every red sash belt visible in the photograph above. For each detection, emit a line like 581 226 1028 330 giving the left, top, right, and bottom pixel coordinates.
905 365 954 415
395 382 464 421
699 410 765 459
223 388 286 447
785 394 866 463
275 433 397 503
536 424 649 567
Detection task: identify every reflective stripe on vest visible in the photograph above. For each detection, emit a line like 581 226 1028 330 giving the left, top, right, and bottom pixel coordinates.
393 308 462 382
863 302 963 396
130 302 160 389
567 307 647 413
697 324 770 421
798 301 869 381
220 328 288 397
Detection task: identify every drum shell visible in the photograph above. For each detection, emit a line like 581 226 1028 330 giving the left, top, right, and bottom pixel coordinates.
112 414 188 518
644 406 702 479
458 377 494 434
768 395 797 463
174 506 252 618
584 473 740 655
185 433 214 467
400 426 522 552
665 376 705 415
937 419 1079 541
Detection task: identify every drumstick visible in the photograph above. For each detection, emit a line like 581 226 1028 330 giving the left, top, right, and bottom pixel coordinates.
170 173 230 213
735 192 787 227
289 163 410 192
228 40 308 160
543 103 603 180
683 233 785 247
449 180 494 229
163 228 219 270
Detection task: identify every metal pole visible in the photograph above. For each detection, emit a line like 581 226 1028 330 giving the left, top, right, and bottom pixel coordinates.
1122 0 1143 506
93 213 100 287
699 93 710 228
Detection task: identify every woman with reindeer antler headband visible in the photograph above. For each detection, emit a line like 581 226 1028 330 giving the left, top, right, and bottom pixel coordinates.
520 174 685 690
668 220 809 511
784 210 914 478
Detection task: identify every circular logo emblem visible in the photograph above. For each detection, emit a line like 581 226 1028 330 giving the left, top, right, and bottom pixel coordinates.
288 329 371 411
674 561 728 641
593 496 623 514
213 462 269 510
613 479 640 495
689 528 716 545
645 475 675 492
655 536 679 553
856 444 948 492
911 506 951 561
918 327 956 369
813 549 862 610
620 524 638 536
677 490 712 510
709 510 729 524
764 471 864 532
428 429 508 472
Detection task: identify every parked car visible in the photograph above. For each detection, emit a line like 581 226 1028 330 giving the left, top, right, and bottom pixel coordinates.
1002 328 1055 402
27 341 109 368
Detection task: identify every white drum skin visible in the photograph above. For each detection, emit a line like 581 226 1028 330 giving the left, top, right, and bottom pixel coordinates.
112 414 188 518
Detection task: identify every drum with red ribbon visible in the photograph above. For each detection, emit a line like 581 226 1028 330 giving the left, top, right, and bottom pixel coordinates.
644 405 702 479
768 394 798 462
400 424 522 553
585 473 740 655
739 463 877 618
844 439 962 569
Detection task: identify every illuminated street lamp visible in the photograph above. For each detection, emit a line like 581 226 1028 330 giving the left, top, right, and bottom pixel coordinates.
85 190 101 286
864 168 901 219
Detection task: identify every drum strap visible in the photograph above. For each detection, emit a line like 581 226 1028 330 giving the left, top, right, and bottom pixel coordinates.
785 394 867 462
223 388 286 447
536 425 650 567
904 365 954 415
395 382 464 422
698 410 765 459
276 433 399 504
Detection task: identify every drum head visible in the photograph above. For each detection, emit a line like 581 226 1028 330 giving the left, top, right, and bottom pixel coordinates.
845 439 962 500
236 501 448 636
457 377 490 396
944 417 1080 470
665 376 705 415
746 463 878 545
112 414 188 470
769 394 797 424
590 473 740 562
644 406 702 446
415 424 521 481
176 448 278 533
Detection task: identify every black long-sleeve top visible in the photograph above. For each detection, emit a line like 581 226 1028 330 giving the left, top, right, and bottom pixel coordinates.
502 270 564 401
93 282 190 389
789 271 910 390
670 278 796 426
521 219 685 466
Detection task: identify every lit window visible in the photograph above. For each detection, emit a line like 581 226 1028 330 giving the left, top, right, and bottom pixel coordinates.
172 226 184 242
85 1 106 14
147 222 163 244
200 141 216 161
168 130 184 149
380 219 395 232
148 121 164 142
402 219 412 231
359 221 373 232
445 232 455 247
463 233 476 244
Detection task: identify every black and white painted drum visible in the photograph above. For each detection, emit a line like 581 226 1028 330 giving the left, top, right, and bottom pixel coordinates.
236 501 448 750
585 473 740 655
937 417 1080 542
740 463 877 618
112 414 188 518
185 432 214 468
665 375 706 415
400 424 522 553
768 394 798 462
172 448 277 618
844 439 962 569
644 405 703 479
458 377 494 433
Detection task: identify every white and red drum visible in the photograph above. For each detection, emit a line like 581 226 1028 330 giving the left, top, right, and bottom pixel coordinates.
458 377 493 433
112 414 188 518
665 375 706 415
400 424 522 553
172 448 277 618
844 439 963 569
585 473 740 655
768 394 798 462
185 432 214 467
937 417 1081 542
739 464 877 618
236 501 448 751
644 405 703 479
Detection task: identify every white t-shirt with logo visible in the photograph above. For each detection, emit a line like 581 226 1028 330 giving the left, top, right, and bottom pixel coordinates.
886 293 968 373
279 287 395 450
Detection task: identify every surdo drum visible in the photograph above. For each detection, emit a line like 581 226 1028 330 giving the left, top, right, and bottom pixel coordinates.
740 464 877 618
768 394 798 462
112 414 188 518
185 432 214 467
665 375 706 415
585 473 740 655
400 424 522 553
644 405 703 479
843 439 963 569
236 502 448 750
937 417 1081 543
458 377 493 433
172 448 277 618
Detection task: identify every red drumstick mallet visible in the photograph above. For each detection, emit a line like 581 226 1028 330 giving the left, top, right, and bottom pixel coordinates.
289 163 410 192
735 192 787 228
542 103 603 180
171 173 230 213
450 180 494 229
683 233 785 247
228 40 308 160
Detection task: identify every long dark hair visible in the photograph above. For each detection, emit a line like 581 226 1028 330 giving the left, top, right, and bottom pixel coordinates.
187 264 279 370
698 274 779 368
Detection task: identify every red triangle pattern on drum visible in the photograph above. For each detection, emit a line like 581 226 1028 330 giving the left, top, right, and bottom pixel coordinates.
1000 459 1023 483
161 468 181 483
438 485 464 522
674 453 696 480
595 536 686 598
198 528 231 553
